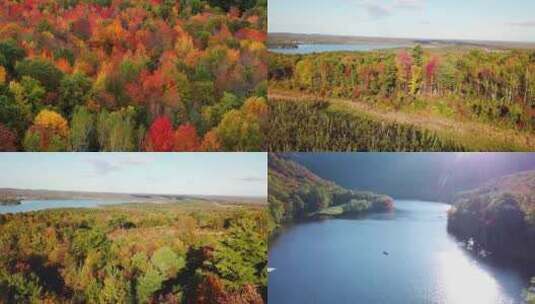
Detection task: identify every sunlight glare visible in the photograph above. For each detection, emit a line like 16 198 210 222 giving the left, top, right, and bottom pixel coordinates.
437 249 513 304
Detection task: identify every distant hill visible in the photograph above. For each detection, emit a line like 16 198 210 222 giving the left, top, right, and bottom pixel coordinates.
451 170 535 216
268 32 535 50
0 188 266 205
288 153 535 203
448 171 535 264
268 154 393 224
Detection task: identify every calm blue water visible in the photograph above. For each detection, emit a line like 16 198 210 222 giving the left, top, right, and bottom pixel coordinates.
268 200 530 304
269 43 407 54
0 199 131 214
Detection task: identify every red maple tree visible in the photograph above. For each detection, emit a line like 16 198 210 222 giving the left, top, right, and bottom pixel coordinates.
145 116 174 152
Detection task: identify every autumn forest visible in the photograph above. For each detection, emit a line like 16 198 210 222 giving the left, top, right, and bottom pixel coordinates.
269 46 535 151
0 202 269 303
2 0 535 303
0 0 267 152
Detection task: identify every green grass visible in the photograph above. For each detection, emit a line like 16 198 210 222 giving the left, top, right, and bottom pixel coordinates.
268 95 465 152
270 89 534 151
313 206 344 216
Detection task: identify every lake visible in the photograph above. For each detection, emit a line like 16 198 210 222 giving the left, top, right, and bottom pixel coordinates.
0 199 132 214
268 43 408 54
268 200 531 304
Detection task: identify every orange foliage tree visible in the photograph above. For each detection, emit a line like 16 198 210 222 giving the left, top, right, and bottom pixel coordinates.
200 130 221 151
173 123 200 151
0 123 17 151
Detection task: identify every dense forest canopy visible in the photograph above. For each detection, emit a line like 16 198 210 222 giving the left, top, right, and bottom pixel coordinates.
268 154 393 224
0 0 267 151
0 202 269 303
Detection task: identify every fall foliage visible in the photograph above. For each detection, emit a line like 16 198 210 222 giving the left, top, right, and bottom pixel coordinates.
33 109 69 138
0 123 16 151
173 123 200 151
0 0 267 151
269 45 535 150
145 116 174 152
0 201 269 304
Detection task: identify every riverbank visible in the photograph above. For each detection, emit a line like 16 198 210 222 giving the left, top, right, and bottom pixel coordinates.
269 154 394 224
447 171 535 265
0 198 20 206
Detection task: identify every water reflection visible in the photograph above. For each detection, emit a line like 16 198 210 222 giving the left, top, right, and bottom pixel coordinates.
268 200 529 304
438 249 506 304
268 43 407 55
0 199 131 214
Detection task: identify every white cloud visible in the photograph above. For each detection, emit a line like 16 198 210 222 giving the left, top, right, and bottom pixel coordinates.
87 159 120 175
238 176 267 183
85 154 155 176
356 0 425 18
507 20 535 28
360 1 392 17
394 0 425 9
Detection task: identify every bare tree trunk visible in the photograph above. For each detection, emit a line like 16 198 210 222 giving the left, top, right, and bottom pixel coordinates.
525 66 529 106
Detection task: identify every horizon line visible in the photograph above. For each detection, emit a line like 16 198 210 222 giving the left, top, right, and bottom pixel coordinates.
0 187 267 200
268 31 535 45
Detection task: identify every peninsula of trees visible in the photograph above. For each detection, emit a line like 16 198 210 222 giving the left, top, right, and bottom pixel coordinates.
268 154 393 224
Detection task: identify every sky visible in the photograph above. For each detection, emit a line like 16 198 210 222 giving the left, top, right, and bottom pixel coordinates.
268 0 535 42
0 153 267 197
291 152 535 201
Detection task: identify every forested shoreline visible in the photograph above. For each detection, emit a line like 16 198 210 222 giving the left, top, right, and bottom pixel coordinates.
268 154 393 225
447 171 535 264
0 0 267 151
0 202 269 303
269 46 535 151
447 170 535 302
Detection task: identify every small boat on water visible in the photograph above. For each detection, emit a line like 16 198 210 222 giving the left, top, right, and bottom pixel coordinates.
466 238 475 251
383 251 389 256
268 267 276 273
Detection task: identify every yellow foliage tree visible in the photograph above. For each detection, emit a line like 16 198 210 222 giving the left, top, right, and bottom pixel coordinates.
34 109 69 138
0 66 5 84
410 66 423 95
243 96 268 120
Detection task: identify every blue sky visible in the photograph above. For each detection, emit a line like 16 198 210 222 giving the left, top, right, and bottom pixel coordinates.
0 153 267 197
269 0 535 42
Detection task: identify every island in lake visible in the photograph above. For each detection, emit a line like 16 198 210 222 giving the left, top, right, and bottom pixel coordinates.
268 153 535 304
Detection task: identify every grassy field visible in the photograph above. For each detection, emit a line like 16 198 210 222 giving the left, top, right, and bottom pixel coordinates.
269 90 535 151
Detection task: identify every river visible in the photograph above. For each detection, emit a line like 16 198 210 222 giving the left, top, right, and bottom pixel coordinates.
0 199 132 214
268 200 530 304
